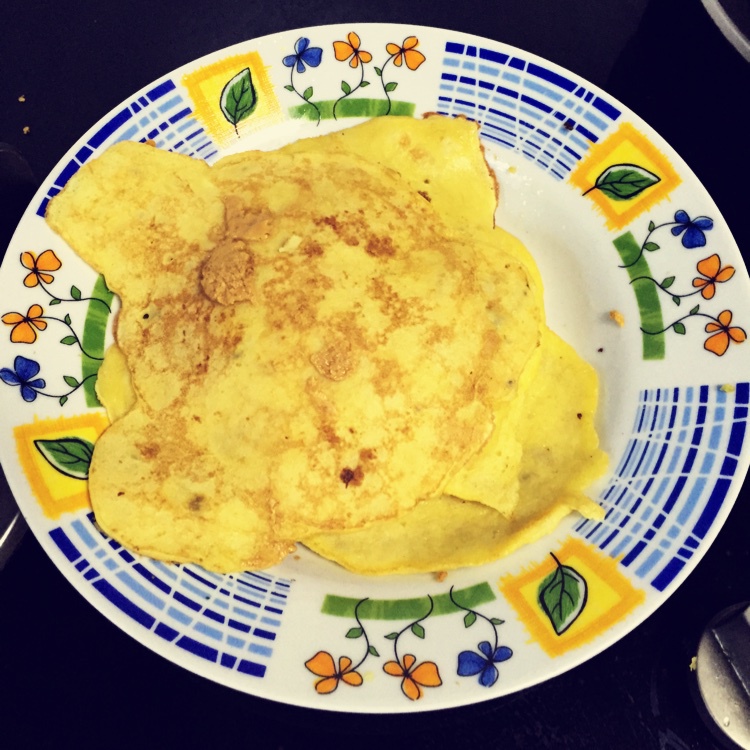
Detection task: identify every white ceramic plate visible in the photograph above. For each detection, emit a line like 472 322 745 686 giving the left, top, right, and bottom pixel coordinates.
1 24 749 713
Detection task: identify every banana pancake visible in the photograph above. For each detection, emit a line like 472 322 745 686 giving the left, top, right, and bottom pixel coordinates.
46 115 605 574
46 118 544 570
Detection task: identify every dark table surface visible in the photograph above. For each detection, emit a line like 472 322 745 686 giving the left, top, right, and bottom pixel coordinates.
2 1 749 748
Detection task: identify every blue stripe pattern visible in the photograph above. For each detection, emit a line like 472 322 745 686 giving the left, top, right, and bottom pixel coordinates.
437 41 621 180
49 513 292 679
575 383 748 592
37 79 218 217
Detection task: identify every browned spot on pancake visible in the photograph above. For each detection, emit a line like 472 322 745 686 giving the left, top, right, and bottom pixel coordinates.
315 212 364 246
322 425 342 446
316 215 339 231
368 276 426 332
310 340 356 381
138 442 160 459
365 236 395 258
426 324 452 345
189 495 204 511
200 240 255 305
418 190 431 202
340 465 365 487
369 356 408 399
259 252 336 332
301 239 324 257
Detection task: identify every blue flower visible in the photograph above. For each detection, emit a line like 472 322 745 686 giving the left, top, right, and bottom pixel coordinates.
283 37 323 74
0 355 46 402
671 210 713 249
457 641 513 687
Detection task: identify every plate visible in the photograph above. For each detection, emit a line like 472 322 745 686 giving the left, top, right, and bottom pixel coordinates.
1 24 749 713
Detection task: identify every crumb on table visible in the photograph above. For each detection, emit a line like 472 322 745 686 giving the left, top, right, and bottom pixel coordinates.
435 570 448 582
720 384 736 393
22 126 30 135
609 310 625 327
18 94 26 102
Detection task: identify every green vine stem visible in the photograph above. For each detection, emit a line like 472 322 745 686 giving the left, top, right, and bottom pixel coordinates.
333 62 368 120
42 281 112 312
376 55 398 116
39 373 98 407
449 586 503 653
41 315 104 361
347 598 379 670
287 65 321 125
385 595 435 662
629 275 701 304
641 308 711 336
619 220 679 269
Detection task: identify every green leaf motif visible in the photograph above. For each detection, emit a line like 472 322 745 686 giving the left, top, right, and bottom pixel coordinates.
63 313 72 325
345 627 363 639
538 555 588 635
673 322 687 335
368 645 380 657
648 220 656 232
34 437 94 479
463 611 477 628
59 395 68 407
63 375 79 388
385 632 398 640
50 298 61 306
385 81 398 93
672 296 681 306
70 285 81 300
302 86 313 101
374 66 382 76
661 276 675 289
593 164 661 201
220 68 258 130
690 305 700 315
341 80 351 95
360 80 370 88
284 84 295 91
60 336 77 345
490 617 505 626
411 623 425 639
644 242 660 252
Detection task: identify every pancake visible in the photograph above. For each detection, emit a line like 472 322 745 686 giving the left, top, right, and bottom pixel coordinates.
303 328 607 574
46 115 604 574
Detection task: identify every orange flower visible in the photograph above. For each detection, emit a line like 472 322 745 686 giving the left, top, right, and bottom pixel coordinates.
704 310 747 356
692 254 735 300
385 36 426 70
2 304 47 343
383 653 441 700
20 249 62 288
305 651 363 694
333 32 373 68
